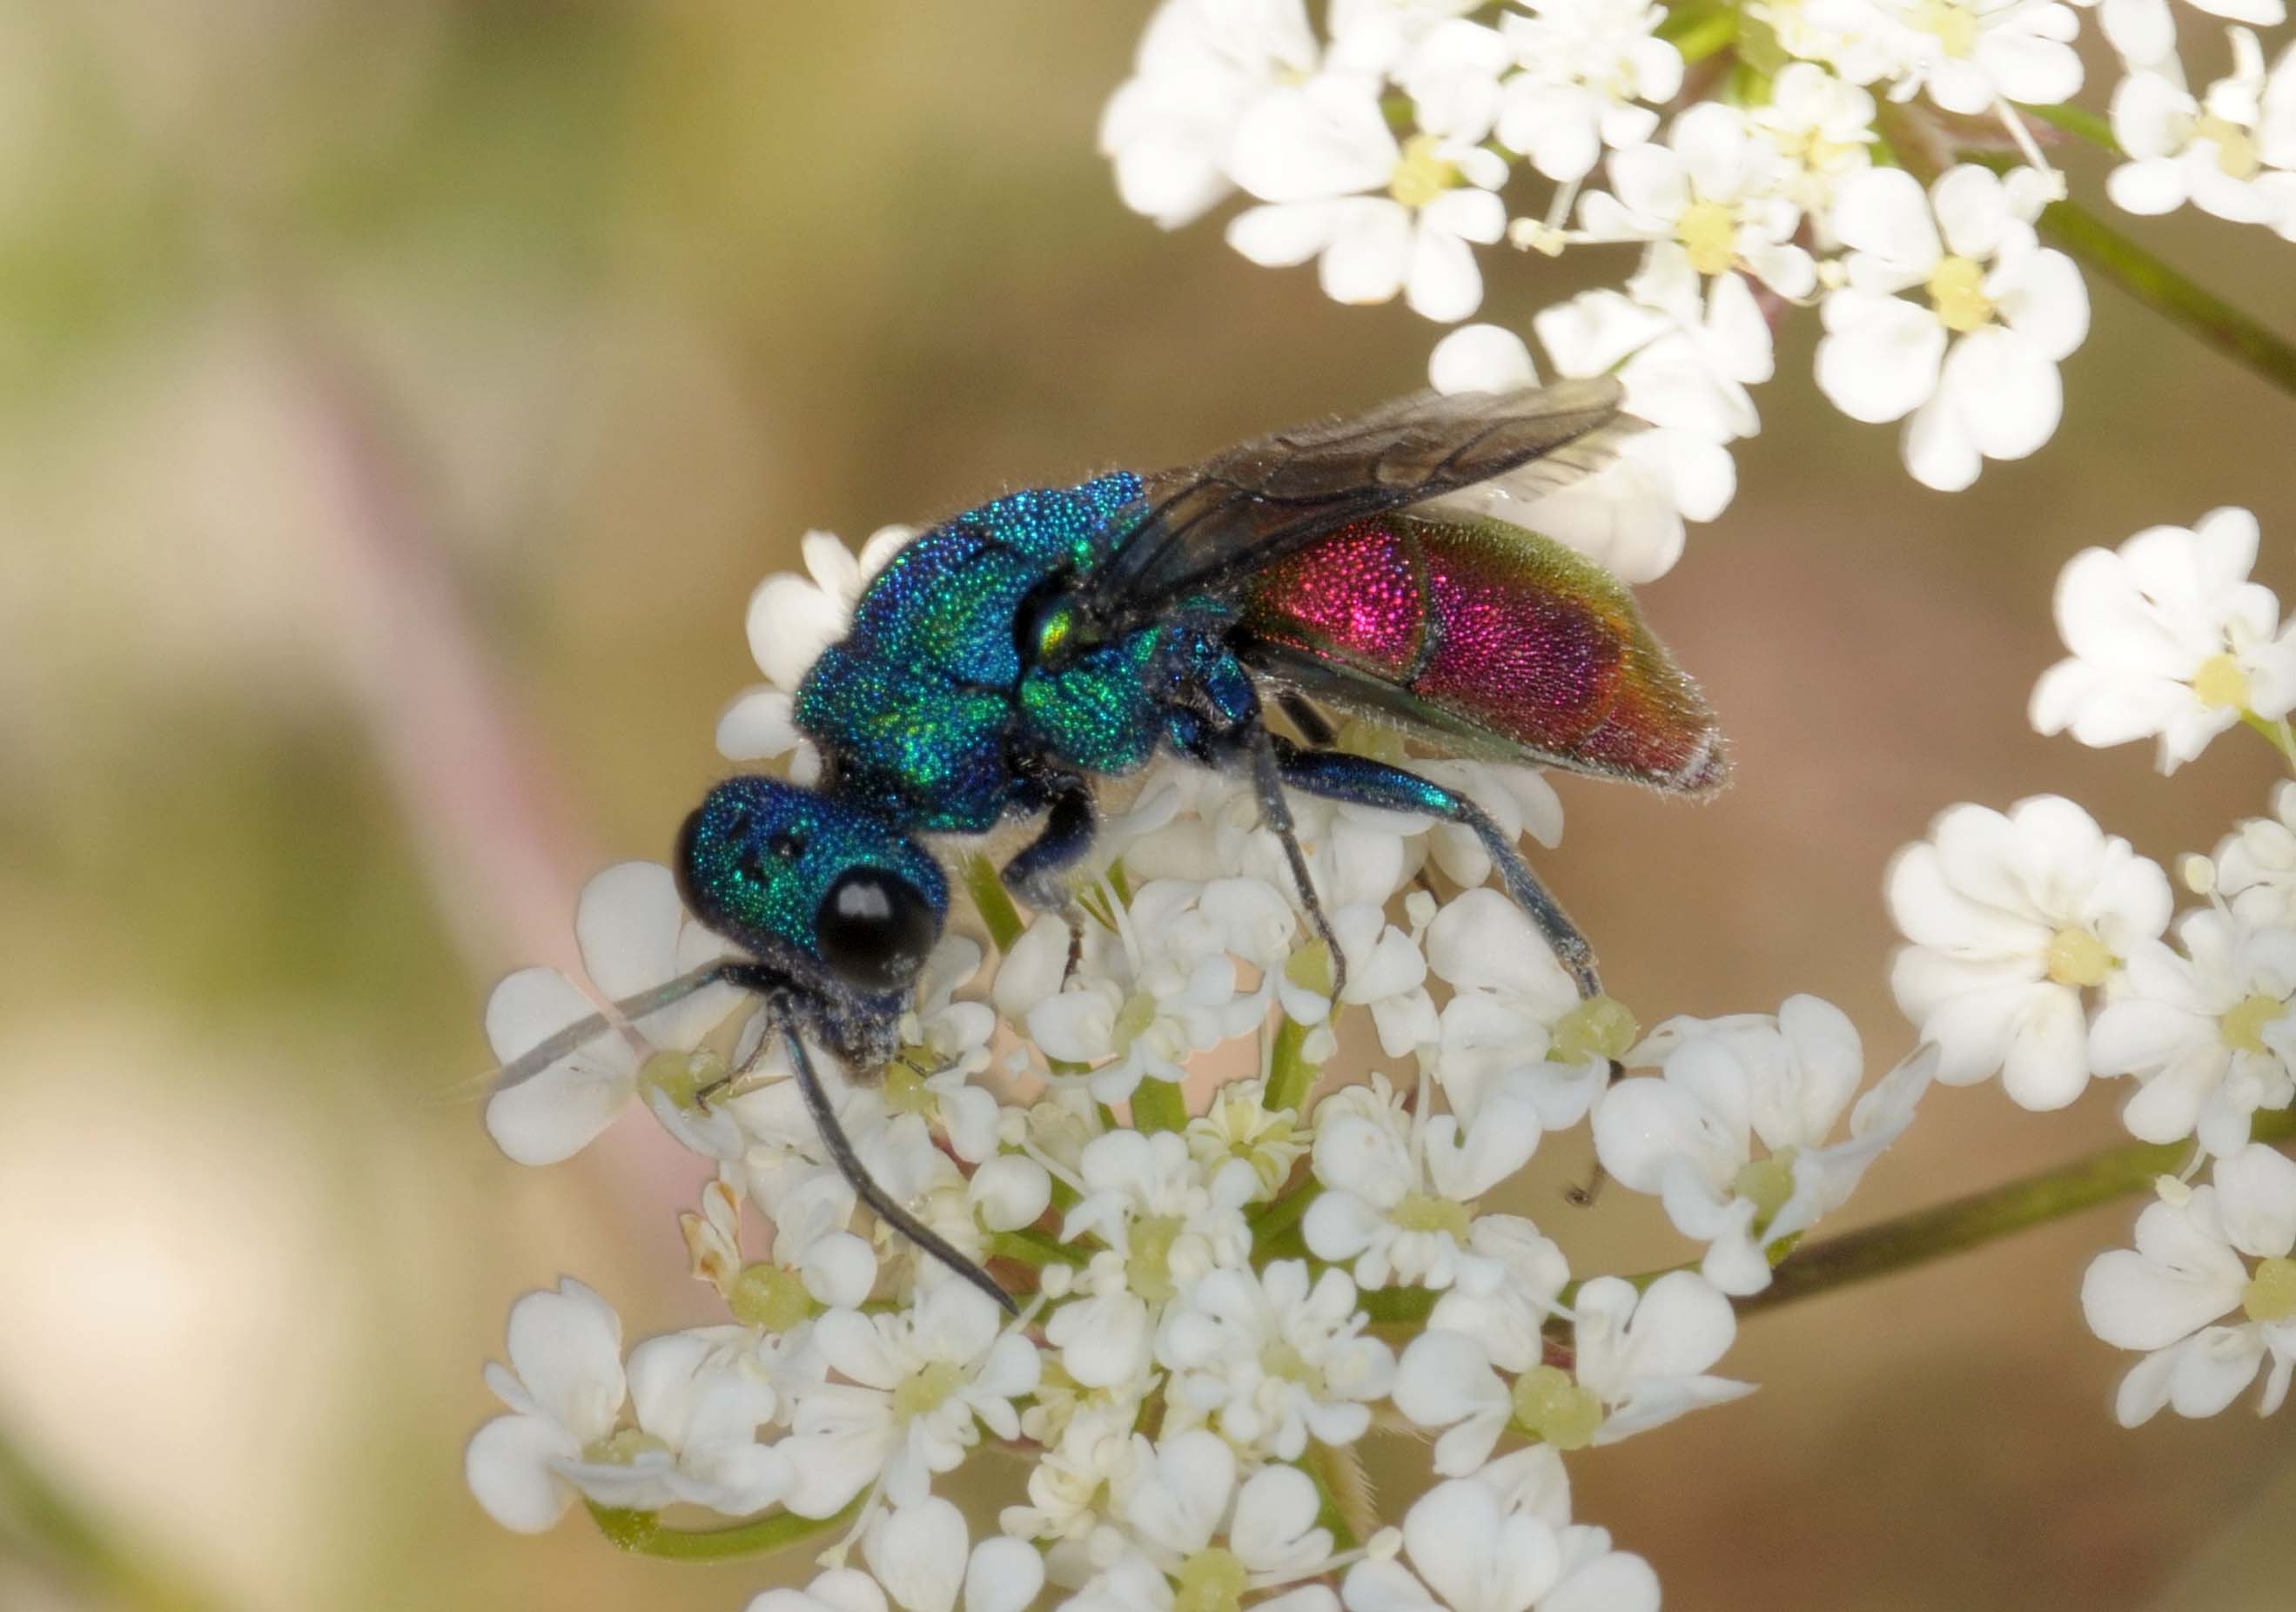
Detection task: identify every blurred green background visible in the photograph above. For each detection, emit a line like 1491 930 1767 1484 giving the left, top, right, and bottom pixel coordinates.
2 3 2293 1609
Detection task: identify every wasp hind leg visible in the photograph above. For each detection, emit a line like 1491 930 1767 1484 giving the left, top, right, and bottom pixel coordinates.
1266 739 1602 1000
1234 719 1351 1005
1002 772 1098 984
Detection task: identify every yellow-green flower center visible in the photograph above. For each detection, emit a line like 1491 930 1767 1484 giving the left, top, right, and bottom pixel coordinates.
2220 992 2287 1055
2195 114 2262 180
1676 198 1740 277
1173 1548 1250 1612
1552 995 1640 1065
581 1427 670 1465
639 1047 723 1108
1510 1363 1604 1450
1127 1213 1186 1303
1390 134 1460 209
2192 652 2252 711
1926 254 1995 332
1910 0 1980 55
883 1058 938 1118
2241 1255 2296 1322
728 1261 816 1333
1732 1148 1799 1224
1393 1192 1474 1241
2045 927 2117 989
891 1360 967 1425
1260 1338 1328 1396
1112 991 1159 1056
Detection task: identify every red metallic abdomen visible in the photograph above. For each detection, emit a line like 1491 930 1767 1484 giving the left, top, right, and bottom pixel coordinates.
1239 514 1723 793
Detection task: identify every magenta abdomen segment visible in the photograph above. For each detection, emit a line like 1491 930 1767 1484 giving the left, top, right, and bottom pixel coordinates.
1240 515 1724 793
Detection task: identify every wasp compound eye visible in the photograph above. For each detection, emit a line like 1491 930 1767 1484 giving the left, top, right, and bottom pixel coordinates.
816 867 935 993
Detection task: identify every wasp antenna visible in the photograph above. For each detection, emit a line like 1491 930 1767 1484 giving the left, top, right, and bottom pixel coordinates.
781 1026 1019 1315
486 959 744 1097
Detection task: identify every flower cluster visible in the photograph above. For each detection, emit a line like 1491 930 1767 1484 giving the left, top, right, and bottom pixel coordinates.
1103 0 2293 524
466 521 1944 1611
1883 505 2296 1424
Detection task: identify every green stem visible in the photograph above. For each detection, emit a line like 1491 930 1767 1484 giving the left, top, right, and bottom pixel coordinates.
960 855 1025 954
1263 1016 1322 1118
0 1419 225 1612
1655 0 1739 64
1741 1107 2296 1316
2240 708 2296 774
1357 1281 1435 1327
2017 100 2121 156
587 1498 860 1562
2034 197 2296 403
1250 1179 1324 1257
993 1226 1089 1269
1131 1076 1187 1133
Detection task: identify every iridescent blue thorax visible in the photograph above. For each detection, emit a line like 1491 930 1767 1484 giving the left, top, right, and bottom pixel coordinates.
795 471 1247 834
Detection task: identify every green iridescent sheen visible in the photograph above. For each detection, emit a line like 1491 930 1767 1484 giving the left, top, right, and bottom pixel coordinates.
677 776 946 966
796 473 1156 832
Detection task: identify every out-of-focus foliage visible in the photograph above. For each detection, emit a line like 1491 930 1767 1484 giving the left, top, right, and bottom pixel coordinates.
0 3 2292 1610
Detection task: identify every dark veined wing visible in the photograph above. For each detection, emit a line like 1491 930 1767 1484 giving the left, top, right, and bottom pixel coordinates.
1082 379 1636 628
1238 513 1727 796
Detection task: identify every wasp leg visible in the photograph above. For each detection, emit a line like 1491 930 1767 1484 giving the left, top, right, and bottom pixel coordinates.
1276 690 1339 749
777 1018 1017 1314
1267 740 1602 1000
1002 773 1098 985
1235 718 1351 1005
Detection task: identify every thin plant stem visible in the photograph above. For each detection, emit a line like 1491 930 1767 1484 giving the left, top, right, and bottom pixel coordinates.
2240 709 2296 775
587 1497 861 1562
1264 1015 1321 1117
1131 1075 1188 1133
2033 197 2296 402
2017 100 2121 156
961 855 1026 954
1357 1110 2296 1329
1740 1105 2296 1316
0 1418 227 1612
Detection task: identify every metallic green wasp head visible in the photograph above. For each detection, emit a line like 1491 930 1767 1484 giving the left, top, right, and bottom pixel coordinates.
675 775 947 1000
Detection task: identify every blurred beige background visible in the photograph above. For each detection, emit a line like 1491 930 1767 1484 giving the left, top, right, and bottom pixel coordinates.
1 3 2292 1609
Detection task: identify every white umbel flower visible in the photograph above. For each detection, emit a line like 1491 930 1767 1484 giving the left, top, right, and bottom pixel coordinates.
1803 0 2084 114
2083 1145 2296 1424
1227 74 1508 320
2108 31 2296 234
779 1281 1040 1515
1494 0 1684 183
1156 1259 1397 1458
1099 0 1319 230
1596 999 1932 1293
1575 104 1818 296
1339 1468 1660 1612
2089 908 2296 1154
1816 165 2088 491
466 1280 630 1532
2031 507 2296 771
1305 1074 1543 1289
1887 796 2172 1107
720 526 914 773
483 861 742 1166
2215 783 2296 926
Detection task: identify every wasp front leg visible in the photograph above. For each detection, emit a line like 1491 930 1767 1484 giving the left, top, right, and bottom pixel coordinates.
1000 769 1099 984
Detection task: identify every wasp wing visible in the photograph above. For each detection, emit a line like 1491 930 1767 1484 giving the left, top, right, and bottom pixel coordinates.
1084 379 1635 628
